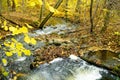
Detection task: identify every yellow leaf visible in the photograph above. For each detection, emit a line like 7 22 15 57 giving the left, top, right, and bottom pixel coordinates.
10 42 15 49
103 9 109 12
0 36 3 39
24 50 31 56
4 42 10 47
38 0 43 5
31 38 36 45
11 38 17 43
12 28 19 35
24 35 31 44
29 2 36 7
16 43 24 50
19 26 28 33
114 32 120 36
9 26 16 32
2 71 9 76
9 26 20 35
18 51 22 57
46 2 55 12
4 26 8 31
2 58 7 66
3 20 7 26
5 52 13 56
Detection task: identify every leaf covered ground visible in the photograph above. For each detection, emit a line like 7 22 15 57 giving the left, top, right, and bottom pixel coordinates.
0 12 120 78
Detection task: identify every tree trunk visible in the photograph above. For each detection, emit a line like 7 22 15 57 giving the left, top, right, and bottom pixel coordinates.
7 0 11 11
101 0 111 32
0 0 2 15
39 0 45 22
90 0 94 33
11 0 16 11
65 0 69 23
75 0 81 12
22 0 26 13
38 0 63 29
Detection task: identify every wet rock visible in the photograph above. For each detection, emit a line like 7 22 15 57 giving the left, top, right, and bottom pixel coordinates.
81 50 120 77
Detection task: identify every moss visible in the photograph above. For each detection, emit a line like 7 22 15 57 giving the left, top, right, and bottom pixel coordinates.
113 65 120 74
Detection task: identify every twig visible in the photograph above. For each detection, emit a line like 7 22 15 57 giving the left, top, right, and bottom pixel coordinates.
0 14 22 26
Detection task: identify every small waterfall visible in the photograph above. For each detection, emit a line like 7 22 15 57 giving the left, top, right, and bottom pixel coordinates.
19 55 117 80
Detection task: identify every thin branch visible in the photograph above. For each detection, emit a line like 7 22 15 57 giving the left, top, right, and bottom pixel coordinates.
0 14 22 26
39 0 63 29
90 0 94 33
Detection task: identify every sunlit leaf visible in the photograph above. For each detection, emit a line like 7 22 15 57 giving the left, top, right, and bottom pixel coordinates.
9 26 16 32
11 38 17 43
114 32 120 36
5 52 13 57
24 50 31 56
19 26 28 33
29 1 36 7
0 36 3 39
4 26 8 31
103 9 109 12
12 28 19 35
46 2 55 12
24 35 31 44
9 42 15 49
16 42 24 50
31 38 37 45
2 71 9 76
3 20 7 26
38 0 43 5
4 42 10 47
2 58 7 66
18 51 22 57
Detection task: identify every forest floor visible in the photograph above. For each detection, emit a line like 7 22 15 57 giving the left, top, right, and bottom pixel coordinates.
0 12 120 77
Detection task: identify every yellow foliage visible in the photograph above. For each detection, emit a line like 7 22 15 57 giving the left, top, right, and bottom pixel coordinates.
2 71 9 77
68 0 77 11
3 37 32 57
1 67 9 76
1 20 36 69
24 34 37 45
0 36 3 39
11 38 17 43
2 58 7 66
114 32 120 36
28 0 43 7
23 50 31 56
4 41 10 47
16 42 24 49
31 38 37 45
9 42 15 49
24 35 31 44
29 1 36 7
17 51 22 57
19 26 28 33
46 2 55 12
9 26 28 35
1 20 9 31
5 52 13 57
103 9 109 12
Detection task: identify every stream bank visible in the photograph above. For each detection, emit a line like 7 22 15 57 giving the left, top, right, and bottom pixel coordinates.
0 21 120 79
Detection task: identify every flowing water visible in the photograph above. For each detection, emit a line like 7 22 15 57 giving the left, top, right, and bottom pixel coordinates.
18 55 118 80
0 24 120 80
